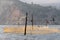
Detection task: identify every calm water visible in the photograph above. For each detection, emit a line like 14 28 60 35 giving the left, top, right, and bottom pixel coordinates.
0 25 60 40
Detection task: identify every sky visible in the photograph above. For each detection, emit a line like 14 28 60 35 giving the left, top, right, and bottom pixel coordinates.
20 0 60 4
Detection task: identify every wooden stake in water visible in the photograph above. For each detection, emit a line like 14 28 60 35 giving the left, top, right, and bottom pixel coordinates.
31 14 33 34
52 17 55 23
31 14 33 27
24 12 28 35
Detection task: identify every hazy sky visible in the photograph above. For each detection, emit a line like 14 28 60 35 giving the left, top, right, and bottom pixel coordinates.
20 0 60 4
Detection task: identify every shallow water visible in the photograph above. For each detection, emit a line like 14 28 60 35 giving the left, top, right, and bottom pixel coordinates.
0 25 60 40
0 33 60 40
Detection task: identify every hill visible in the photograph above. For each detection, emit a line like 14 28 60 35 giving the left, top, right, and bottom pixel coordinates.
0 0 60 25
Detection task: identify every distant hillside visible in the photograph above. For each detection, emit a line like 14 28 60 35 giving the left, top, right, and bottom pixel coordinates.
42 3 60 9
0 0 60 25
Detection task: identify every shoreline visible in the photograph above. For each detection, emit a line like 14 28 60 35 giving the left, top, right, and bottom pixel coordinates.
3 25 60 34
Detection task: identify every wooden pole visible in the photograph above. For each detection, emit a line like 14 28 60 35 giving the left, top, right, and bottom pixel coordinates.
24 12 28 35
31 14 33 27
31 14 33 34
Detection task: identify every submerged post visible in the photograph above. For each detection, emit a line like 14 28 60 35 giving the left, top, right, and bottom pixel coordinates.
24 12 28 35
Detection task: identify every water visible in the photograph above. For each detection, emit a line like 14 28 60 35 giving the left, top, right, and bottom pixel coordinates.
0 33 60 40
0 25 60 40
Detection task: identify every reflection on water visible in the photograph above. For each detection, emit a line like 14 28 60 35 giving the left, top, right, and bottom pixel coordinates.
0 25 60 40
